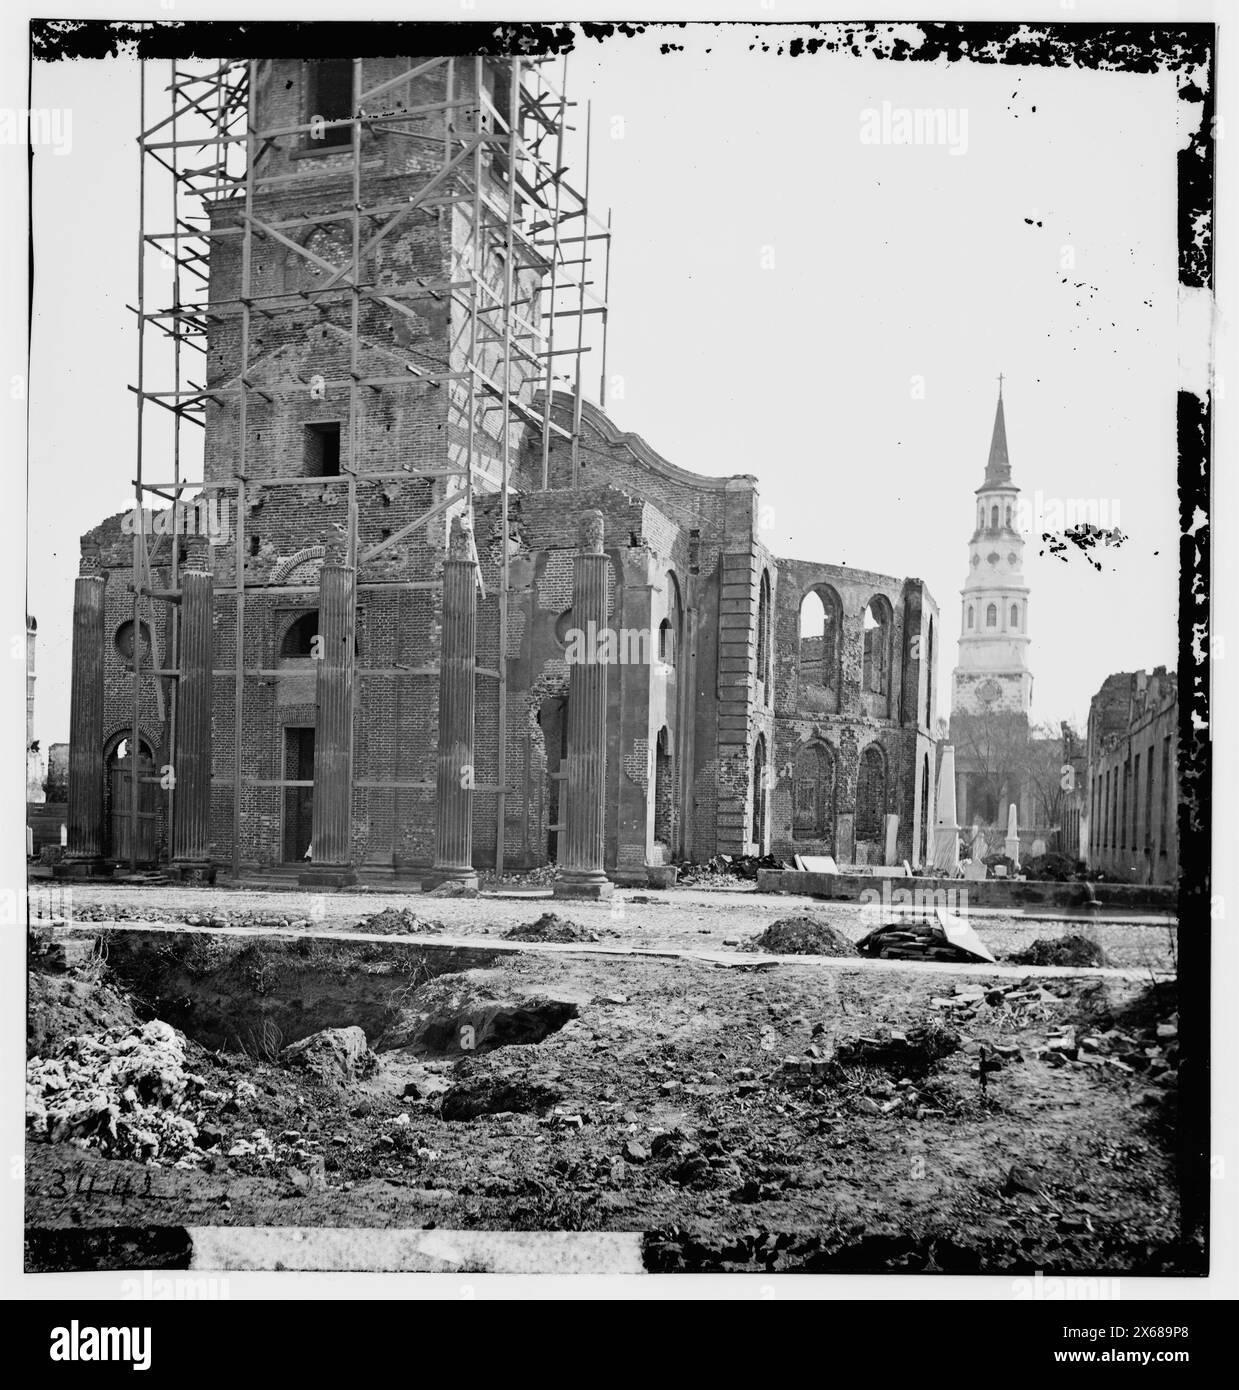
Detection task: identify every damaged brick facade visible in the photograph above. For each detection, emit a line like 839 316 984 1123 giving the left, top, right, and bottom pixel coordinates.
1086 667 1178 885
71 54 940 881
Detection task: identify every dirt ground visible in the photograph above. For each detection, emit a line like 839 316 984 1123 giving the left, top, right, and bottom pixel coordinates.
25 884 1189 1274
35 880 1179 971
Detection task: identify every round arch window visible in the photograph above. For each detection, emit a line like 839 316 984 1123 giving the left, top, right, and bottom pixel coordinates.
114 620 154 670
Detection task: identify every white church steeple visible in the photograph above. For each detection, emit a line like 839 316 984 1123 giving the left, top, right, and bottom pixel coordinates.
951 380 1033 717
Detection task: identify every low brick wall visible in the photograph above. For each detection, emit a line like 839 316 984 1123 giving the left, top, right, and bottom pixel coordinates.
755 869 1176 913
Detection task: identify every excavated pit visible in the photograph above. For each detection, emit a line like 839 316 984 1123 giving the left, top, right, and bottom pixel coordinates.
74 930 577 1062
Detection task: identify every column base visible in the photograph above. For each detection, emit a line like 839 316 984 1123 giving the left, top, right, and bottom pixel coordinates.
422 867 479 892
298 865 358 889
53 858 111 880
553 870 613 901
170 859 217 885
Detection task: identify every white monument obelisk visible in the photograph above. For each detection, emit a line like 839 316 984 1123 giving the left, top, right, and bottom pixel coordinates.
1005 802 1020 866
931 746 961 875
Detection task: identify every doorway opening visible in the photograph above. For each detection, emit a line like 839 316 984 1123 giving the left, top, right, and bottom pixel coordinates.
283 726 315 863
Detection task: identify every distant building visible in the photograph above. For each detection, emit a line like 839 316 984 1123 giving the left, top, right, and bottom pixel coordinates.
1085 667 1178 885
26 614 45 804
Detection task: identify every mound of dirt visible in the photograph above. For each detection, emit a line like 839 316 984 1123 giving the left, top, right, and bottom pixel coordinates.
356 907 443 936
439 1059 562 1121
833 1023 961 1078
1009 934 1110 968
504 913 600 944
742 917 858 957
27 970 140 1060
423 882 479 899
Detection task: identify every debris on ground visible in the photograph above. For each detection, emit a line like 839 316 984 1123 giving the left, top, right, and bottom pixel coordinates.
1008 934 1109 967
741 917 857 957
833 1023 961 1076
280 1026 379 1085
26 1020 206 1164
478 865 557 889
439 1058 562 1121
856 906 996 963
678 853 786 888
62 903 319 930
504 913 601 944
422 882 480 899
355 906 443 936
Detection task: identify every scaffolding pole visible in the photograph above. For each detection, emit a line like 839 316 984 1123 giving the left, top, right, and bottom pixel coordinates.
131 51 612 880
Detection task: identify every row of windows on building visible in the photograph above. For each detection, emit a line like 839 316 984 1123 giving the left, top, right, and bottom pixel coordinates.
966 601 1024 631
1089 737 1174 857
761 738 889 842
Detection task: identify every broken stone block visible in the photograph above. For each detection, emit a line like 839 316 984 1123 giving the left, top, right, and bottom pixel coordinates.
280 1026 379 1085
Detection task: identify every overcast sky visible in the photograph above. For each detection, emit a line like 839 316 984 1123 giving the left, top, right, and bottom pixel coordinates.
26 24 1183 748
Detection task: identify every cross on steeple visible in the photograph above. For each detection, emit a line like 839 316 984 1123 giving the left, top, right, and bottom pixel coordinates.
997 371 1005 398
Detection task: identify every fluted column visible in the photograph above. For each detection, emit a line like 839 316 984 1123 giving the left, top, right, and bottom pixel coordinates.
555 511 612 900
172 570 215 882
300 561 357 887
428 517 478 889
58 575 108 877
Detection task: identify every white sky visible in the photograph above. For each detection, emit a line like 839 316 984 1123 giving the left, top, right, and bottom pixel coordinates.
25 25 1183 748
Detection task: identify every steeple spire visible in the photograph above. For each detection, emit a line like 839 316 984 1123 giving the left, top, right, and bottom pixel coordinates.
984 378 1011 485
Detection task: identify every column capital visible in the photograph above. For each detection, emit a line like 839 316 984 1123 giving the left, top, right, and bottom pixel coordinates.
579 510 604 555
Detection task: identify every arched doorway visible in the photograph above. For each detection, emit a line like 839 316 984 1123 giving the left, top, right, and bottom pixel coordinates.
104 734 159 865
792 741 835 848
538 695 569 863
856 743 887 858
751 735 768 853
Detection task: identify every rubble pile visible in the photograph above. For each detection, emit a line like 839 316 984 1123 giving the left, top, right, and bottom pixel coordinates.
356 907 443 936
423 881 479 899
504 913 601 944
65 903 319 930
742 916 857 957
25 1020 205 1164
678 853 785 888
1009 934 1109 968
479 864 557 889
833 1023 962 1076
856 914 994 964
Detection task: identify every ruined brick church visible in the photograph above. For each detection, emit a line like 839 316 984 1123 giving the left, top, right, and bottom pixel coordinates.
60 54 939 890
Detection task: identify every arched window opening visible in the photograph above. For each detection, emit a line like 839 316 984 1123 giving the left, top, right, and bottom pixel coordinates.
792 742 835 842
986 603 997 628
856 744 887 840
990 504 999 529
1005 504 1012 528
654 726 674 848
658 619 674 663
966 606 974 630
924 617 935 727
799 590 827 683
751 735 767 850
757 570 772 697
862 599 891 695
281 611 319 657
1010 604 1020 629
